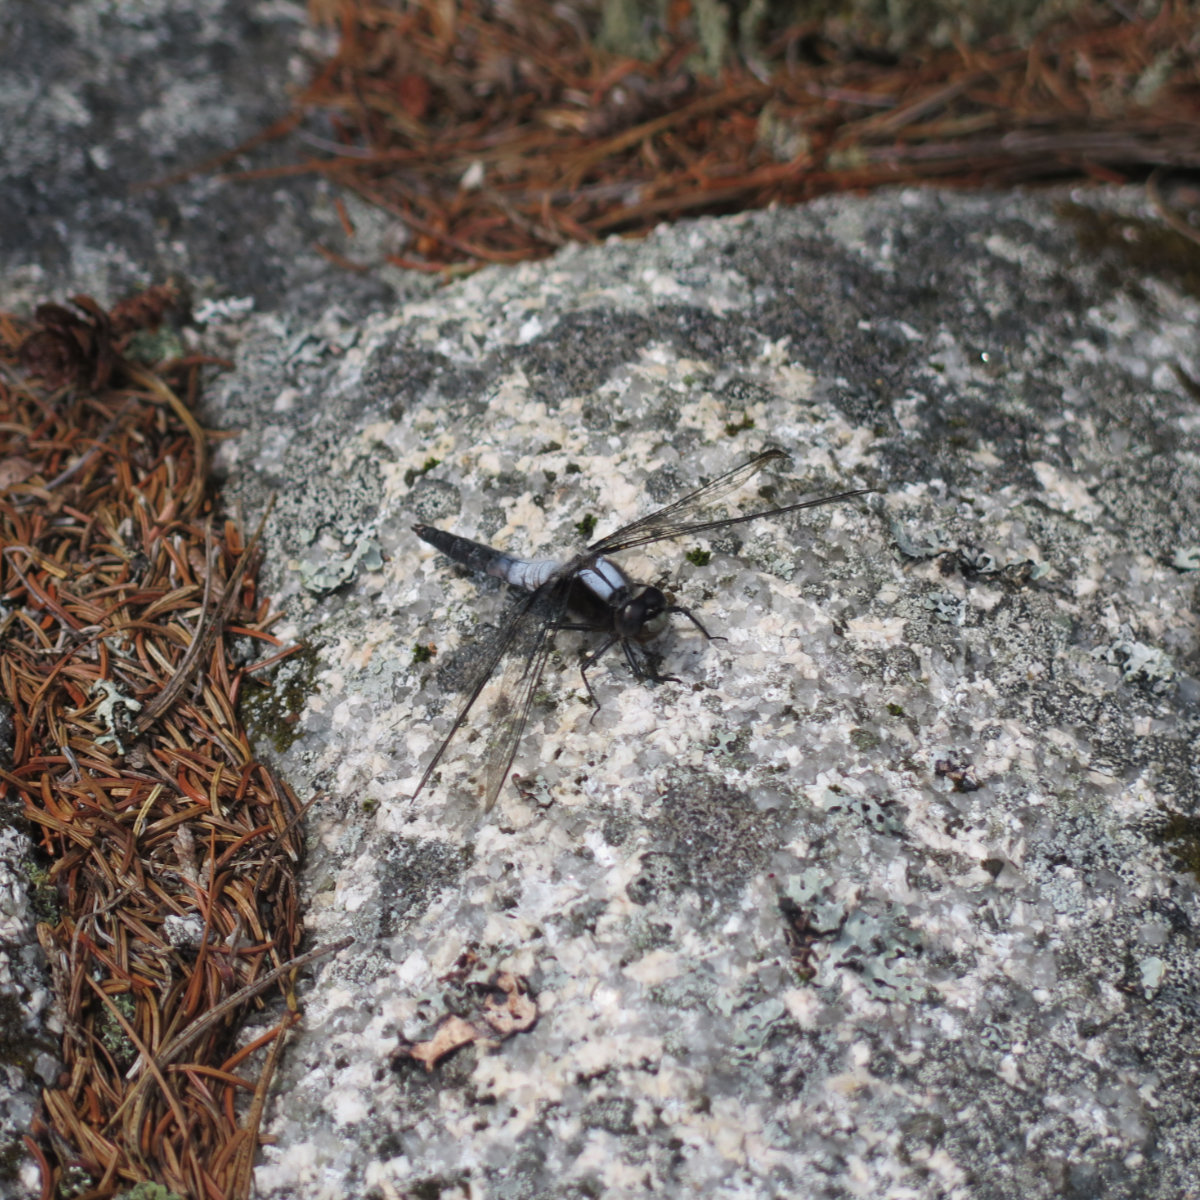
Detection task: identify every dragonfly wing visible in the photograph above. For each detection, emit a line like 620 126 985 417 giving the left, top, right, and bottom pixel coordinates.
479 578 573 811
600 488 875 552
412 580 548 802
588 449 787 554
589 449 871 554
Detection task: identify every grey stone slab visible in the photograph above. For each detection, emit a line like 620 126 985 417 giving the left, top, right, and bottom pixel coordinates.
0 0 410 318
202 188 1200 1200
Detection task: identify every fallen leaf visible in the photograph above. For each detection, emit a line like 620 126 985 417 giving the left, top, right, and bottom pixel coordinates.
481 971 537 1036
403 1015 481 1071
393 969 538 1071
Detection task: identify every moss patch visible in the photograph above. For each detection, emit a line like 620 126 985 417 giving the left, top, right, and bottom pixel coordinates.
238 643 322 754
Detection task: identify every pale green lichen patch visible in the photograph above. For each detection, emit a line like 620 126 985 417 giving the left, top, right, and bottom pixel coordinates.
298 535 384 595
86 679 142 754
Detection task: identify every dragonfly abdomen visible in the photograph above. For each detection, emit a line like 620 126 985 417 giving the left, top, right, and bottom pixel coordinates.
494 556 560 590
413 524 561 593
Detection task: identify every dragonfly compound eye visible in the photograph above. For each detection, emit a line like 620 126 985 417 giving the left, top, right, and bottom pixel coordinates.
617 587 668 639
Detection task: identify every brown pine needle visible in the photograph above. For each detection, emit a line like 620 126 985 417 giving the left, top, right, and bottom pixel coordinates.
197 0 1199 271
2 292 333 1197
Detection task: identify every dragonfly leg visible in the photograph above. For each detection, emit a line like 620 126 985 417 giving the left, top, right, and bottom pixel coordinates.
579 636 617 720
623 638 682 687
668 603 728 643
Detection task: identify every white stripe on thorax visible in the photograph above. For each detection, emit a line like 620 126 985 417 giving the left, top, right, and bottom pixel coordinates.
577 557 627 602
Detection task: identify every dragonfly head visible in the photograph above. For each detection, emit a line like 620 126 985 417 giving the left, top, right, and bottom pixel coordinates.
616 585 670 641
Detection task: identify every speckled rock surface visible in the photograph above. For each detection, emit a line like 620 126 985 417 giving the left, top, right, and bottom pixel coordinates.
0 819 62 1191
0 0 411 319
3 4 1200 1199
197 189 1200 1200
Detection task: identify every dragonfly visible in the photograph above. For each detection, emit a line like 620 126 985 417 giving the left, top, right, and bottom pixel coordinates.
411 447 872 812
